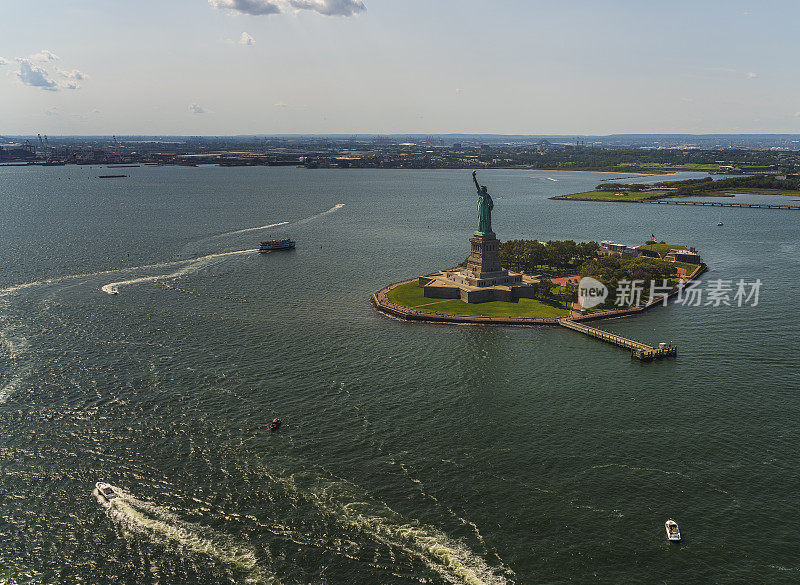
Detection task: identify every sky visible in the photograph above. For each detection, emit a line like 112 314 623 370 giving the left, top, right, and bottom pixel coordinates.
1 0 799 135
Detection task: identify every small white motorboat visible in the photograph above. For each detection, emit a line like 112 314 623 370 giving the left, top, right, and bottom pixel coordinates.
96 482 122 502
665 519 681 541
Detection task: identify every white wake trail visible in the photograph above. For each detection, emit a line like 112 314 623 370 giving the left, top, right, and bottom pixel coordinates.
101 248 257 295
0 204 344 299
216 221 290 237
0 260 189 297
283 472 512 585
0 373 26 405
212 202 343 238
96 485 278 584
295 203 344 225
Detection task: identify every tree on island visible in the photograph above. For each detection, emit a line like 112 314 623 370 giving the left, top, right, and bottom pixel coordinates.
499 239 599 273
578 256 678 308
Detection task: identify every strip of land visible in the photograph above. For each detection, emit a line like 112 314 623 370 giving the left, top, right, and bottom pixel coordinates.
554 174 800 202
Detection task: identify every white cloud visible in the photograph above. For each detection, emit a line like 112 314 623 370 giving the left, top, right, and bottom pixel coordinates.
210 0 365 17
287 0 365 16
210 0 281 15
29 49 60 62
58 68 88 81
55 68 88 89
16 60 58 91
11 53 87 91
189 102 208 114
746 72 758 79
239 31 255 45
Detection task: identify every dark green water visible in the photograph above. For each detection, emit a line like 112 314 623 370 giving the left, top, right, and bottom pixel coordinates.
0 166 798 584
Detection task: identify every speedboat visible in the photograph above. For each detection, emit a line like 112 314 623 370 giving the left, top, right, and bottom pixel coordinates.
269 418 282 431
665 519 681 541
96 482 122 502
717 221 723 226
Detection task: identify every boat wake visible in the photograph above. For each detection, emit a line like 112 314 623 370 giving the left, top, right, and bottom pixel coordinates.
215 221 290 237
0 204 346 299
278 471 512 585
295 203 344 225
0 260 190 298
207 203 343 239
100 248 257 295
95 484 278 584
0 373 26 405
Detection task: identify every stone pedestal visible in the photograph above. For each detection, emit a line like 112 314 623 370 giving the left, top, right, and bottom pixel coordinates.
465 233 501 278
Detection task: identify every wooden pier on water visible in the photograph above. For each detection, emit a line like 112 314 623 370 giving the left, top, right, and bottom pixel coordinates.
640 200 800 210
558 319 677 361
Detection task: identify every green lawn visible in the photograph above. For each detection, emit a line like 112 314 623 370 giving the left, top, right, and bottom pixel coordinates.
639 243 688 255
386 281 569 318
561 190 670 201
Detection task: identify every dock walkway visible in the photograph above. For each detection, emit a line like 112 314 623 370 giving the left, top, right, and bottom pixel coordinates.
558 318 677 361
640 200 800 210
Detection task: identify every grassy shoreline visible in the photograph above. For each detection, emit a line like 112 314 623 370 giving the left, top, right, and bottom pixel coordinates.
556 187 800 202
386 281 569 319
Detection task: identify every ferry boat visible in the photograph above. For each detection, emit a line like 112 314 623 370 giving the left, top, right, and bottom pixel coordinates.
665 519 681 541
96 482 122 502
259 239 295 252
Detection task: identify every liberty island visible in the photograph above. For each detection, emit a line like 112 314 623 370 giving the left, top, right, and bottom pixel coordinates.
372 171 702 362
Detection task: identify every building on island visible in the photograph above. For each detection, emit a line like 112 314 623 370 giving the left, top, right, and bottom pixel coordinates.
599 240 637 257
602 240 702 264
664 249 702 264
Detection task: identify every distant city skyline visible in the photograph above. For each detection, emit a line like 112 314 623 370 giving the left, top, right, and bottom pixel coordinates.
2 0 799 135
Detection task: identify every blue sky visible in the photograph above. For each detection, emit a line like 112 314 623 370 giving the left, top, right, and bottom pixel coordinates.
1 0 799 135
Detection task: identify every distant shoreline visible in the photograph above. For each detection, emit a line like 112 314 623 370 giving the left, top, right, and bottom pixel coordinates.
0 161 681 177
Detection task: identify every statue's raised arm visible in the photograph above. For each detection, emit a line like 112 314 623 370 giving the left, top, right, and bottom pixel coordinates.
472 170 482 193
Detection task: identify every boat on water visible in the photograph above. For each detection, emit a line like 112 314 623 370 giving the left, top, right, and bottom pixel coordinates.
96 482 122 502
717 220 723 226
665 519 681 541
259 239 295 252
270 418 282 431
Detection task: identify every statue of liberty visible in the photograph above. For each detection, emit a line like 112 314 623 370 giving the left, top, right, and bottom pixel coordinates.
472 170 494 236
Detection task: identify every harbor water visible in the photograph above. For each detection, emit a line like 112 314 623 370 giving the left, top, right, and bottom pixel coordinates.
0 166 798 584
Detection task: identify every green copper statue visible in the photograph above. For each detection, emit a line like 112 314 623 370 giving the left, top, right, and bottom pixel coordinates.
472 170 494 236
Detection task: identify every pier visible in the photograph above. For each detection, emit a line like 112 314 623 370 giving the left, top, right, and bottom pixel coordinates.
557 319 677 361
640 200 800 210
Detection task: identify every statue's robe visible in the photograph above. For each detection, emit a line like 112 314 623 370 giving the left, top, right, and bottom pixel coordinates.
477 193 493 234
